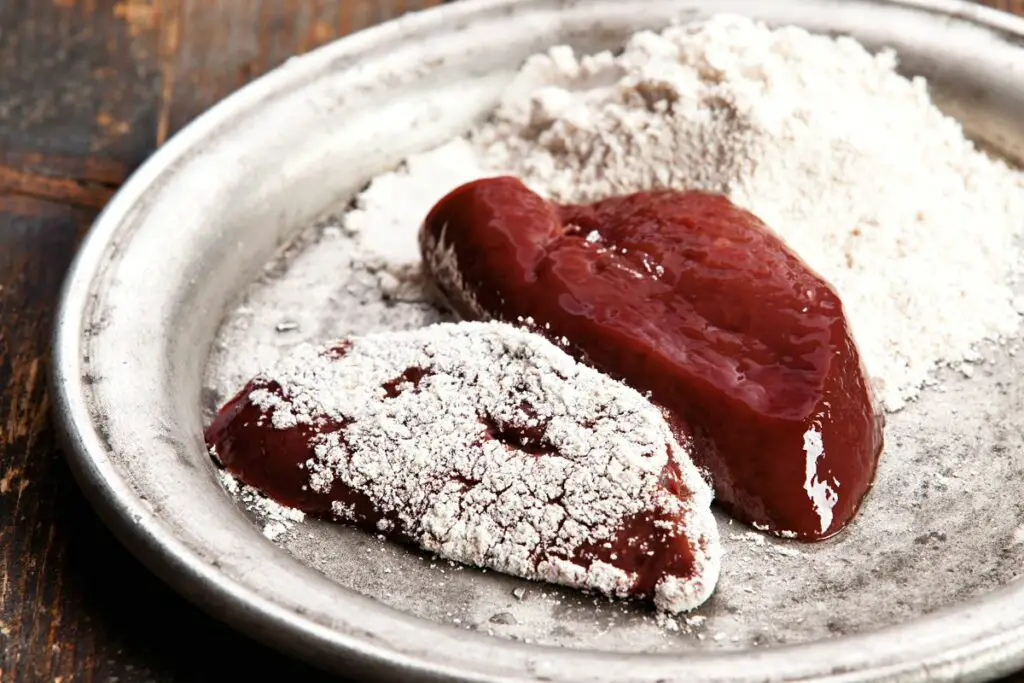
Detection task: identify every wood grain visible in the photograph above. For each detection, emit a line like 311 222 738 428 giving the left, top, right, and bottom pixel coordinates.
151 0 445 142
0 3 435 681
0 0 160 168
982 0 1024 12
0 1 1022 681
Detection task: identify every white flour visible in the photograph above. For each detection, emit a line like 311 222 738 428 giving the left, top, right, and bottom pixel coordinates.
347 14 1024 412
210 11 1024 554
202 13 1024 647
218 470 306 541
223 322 721 612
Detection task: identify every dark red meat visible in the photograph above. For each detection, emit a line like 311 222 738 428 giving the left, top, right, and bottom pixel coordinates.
420 176 884 540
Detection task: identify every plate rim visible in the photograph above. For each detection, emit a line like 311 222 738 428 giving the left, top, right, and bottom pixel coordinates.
50 0 1024 681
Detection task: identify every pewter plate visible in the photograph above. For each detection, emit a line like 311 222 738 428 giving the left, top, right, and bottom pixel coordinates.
51 1 1024 681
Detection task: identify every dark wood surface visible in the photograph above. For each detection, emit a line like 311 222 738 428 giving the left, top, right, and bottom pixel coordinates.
1 1 1023 681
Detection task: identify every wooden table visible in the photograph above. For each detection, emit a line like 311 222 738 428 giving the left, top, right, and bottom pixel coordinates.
1 1 1022 680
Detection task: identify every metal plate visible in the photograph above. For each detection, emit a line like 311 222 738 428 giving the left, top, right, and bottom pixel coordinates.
51 1 1024 681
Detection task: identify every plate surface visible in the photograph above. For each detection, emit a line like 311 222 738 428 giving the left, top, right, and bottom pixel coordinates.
51 1 1024 681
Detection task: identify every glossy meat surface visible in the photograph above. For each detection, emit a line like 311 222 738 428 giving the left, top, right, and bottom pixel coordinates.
420 177 884 540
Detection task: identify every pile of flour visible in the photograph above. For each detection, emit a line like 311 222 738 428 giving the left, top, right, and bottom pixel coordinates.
345 14 1024 412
